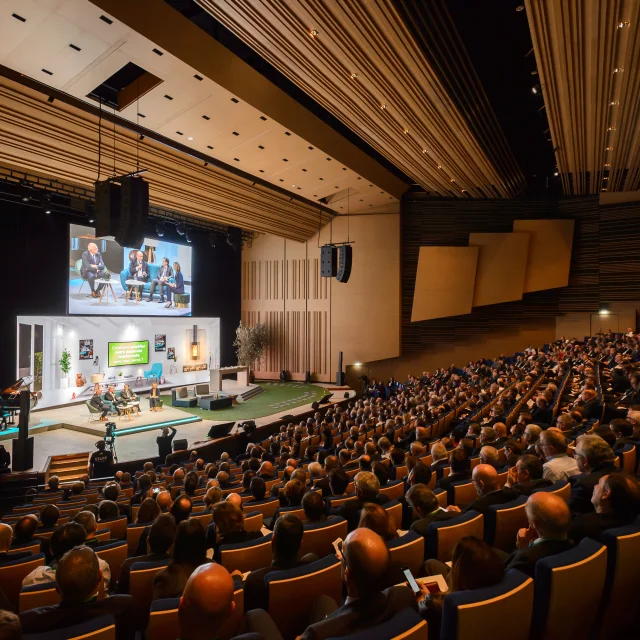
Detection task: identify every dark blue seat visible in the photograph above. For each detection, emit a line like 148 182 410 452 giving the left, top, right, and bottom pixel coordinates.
326 607 427 640
484 495 527 549
441 569 533 640
532 538 607 640
23 614 116 640
425 510 483 561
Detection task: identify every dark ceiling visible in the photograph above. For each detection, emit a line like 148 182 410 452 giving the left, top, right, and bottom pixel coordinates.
164 0 560 198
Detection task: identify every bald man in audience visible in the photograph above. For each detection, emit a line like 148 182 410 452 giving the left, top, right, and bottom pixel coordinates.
447 464 518 516
20 546 138 639
0 522 32 563
493 422 509 447
156 490 172 513
503 492 574 577
300 528 416 640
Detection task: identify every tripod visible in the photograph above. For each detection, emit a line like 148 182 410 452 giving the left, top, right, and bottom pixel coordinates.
104 435 118 464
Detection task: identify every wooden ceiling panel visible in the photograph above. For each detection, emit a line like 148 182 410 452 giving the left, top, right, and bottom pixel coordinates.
197 0 525 198
526 0 640 194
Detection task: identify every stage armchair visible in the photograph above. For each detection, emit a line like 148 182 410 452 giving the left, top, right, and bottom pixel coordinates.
171 387 197 408
144 363 163 381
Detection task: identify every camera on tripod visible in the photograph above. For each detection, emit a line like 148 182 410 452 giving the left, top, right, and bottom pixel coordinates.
104 422 117 445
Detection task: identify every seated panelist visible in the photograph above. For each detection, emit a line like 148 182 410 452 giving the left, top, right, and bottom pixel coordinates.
104 385 123 416
120 384 141 414
165 262 184 309
89 384 109 421
80 242 106 298
147 257 173 303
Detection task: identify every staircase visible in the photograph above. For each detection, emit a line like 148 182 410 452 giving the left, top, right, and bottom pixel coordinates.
45 452 90 483
236 385 265 403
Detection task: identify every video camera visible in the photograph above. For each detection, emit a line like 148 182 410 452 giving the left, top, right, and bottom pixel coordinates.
104 422 117 444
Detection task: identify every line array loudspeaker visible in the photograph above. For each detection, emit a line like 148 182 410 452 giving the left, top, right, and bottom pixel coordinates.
116 177 148 247
336 245 352 283
94 180 120 237
321 244 337 277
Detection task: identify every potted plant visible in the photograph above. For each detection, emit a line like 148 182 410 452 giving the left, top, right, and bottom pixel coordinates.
234 322 269 382
59 348 72 389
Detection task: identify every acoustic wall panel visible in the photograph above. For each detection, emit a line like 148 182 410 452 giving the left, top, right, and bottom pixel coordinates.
469 233 530 307
411 247 479 322
513 219 574 293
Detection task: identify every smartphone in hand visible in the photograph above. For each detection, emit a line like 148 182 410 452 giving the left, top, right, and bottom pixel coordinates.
402 567 422 596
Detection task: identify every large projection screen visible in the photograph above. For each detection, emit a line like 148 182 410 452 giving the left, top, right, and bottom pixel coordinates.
68 224 193 316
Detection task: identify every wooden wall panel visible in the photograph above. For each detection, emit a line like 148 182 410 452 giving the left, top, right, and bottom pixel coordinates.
411 247 479 321
469 233 530 307
513 219 574 293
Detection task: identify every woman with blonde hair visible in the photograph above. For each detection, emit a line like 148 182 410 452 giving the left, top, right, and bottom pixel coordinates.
149 381 161 411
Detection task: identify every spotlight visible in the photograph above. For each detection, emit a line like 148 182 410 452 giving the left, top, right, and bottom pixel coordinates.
43 193 52 214
185 228 192 243
176 222 185 236
531 84 540 94
226 227 242 252
156 222 165 237
599 303 610 316
554 171 559 177
85 201 95 224
208 233 218 248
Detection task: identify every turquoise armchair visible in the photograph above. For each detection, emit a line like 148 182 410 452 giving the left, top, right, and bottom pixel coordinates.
144 363 163 381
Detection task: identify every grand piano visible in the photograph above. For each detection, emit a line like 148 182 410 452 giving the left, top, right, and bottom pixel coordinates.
1 377 40 427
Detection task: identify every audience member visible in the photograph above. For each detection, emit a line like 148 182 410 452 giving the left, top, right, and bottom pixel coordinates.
569 435 617 513
0 523 31 563
447 465 518 516
337 471 390 531
302 491 327 524
539 430 580 483
505 454 553 495
358 503 397 541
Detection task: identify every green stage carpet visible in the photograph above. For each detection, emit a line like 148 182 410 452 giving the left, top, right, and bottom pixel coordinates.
160 381 329 421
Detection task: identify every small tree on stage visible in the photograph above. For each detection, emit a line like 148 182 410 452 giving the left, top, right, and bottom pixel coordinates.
234 322 269 379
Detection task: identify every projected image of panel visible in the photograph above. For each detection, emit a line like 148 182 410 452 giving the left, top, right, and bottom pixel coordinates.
108 340 149 367
68 224 192 316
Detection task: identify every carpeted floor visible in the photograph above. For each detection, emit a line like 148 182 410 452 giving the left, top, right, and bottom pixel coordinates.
160 381 329 420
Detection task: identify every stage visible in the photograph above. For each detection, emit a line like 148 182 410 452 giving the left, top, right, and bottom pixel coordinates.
1 382 354 472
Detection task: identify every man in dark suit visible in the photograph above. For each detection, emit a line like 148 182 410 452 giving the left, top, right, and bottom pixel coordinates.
446 465 519 517
504 492 574 578
504 454 553 496
129 250 149 282
437 448 471 493
116 513 176 594
609 419 637 452
300 528 417 640
531 396 553 426
570 472 640 543
337 471 390 531
20 546 139 639
569 434 617 514
157 426 177 464
313 456 340 497
147 257 173 303
406 484 457 557
80 242 106 298
244 514 314 612
399 462 432 529
0 522 32 564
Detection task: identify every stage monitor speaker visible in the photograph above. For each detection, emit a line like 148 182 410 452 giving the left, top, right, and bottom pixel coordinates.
94 180 121 237
319 393 334 404
13 437 34 472
207 422 235 439
321 245 337 277
173 438 188 452
116 176 149 247
336 245 352 283
280 414 295 421
311 402 319 410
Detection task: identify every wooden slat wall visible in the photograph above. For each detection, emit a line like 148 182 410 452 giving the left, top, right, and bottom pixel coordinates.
402 193 640 355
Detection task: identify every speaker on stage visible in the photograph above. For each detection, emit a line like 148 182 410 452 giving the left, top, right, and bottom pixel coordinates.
116 176 148 247
13 437 34 472
336 245 352 283
280 414 294 421
207 422 235 439
321 245 337 277
173 439 188 452
18 390 31 440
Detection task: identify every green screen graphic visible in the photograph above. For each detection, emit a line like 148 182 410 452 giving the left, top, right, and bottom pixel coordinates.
108 340 149 367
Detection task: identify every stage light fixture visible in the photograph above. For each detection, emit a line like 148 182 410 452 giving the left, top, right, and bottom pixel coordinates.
156 222 165 237
531 85 540 94
554 171 559 176
209 233 218 248
185 228 192 243
176 222 185 236
43 193 52 214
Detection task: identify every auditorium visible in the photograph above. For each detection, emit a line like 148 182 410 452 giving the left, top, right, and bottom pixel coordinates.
1 1 639 638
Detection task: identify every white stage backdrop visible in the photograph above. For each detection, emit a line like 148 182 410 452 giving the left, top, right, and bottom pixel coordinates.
17 316 220 409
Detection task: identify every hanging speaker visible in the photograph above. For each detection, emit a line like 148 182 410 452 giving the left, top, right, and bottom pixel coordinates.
94 180 120 237
336 245 352 283
321 245 337 277
116 177 148 247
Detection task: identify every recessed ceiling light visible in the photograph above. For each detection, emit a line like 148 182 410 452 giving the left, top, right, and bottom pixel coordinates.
450 179 456 183
403 129 409 134
350 73 358 79
610 101 619 106
380 104 386 110
516 5 525 11
604 163 611 167
310 29 319 37
601 188 608 192
437 165 442 169
554 171 559 176
606 147 613 151
461 189 467 193
613 67 624 73
617 21 630 28
187 136 193 140
292 184 296 187
422 149 427 153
